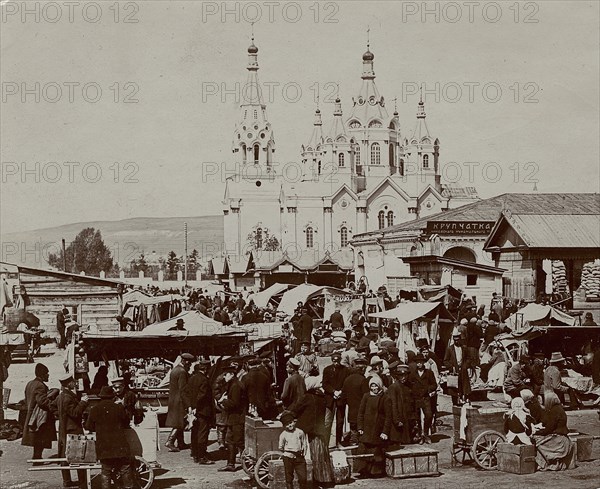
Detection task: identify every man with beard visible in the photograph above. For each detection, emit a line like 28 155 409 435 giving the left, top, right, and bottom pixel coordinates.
112 377 143 425
384 364 415 448
54 374 89 488
322 352 349 448
217 364 248 472
183 360 216 464
341 357 369 445
409 354 437 444
165 353 194 451
242 357 276 420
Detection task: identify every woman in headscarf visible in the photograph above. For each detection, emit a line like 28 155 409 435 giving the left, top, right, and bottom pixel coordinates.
504 397 535 445
288 375 335 486
532 392 575 471
520 389 544 424
355 376 388 478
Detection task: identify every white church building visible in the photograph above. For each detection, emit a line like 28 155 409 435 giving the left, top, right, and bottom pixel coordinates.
221 38 478 286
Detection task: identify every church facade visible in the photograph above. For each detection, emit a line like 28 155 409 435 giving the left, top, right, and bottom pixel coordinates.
222 39 479 265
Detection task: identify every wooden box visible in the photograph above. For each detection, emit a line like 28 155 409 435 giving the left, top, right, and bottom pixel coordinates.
569 434 594 462
385 445 440 479
269 459 313 489
244 416 283 459
452 405 506 443
66 434 97 463
497 443 536 474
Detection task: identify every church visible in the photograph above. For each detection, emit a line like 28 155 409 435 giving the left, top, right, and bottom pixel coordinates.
221 37 479 280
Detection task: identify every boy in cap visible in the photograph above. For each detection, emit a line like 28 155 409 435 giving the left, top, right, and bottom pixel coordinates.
281 358 306 409
278 411 309 489
54 373 89 488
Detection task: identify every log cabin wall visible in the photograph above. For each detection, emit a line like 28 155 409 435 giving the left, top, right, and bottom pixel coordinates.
19 270 121 338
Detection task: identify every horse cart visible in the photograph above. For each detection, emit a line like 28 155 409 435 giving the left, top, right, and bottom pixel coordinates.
451 405 508 470
241 415 285 489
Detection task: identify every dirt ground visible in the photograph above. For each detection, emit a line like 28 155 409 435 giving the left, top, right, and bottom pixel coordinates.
1 346 599 489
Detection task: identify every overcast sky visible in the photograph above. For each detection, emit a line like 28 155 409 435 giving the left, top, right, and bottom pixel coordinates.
1 0 599 234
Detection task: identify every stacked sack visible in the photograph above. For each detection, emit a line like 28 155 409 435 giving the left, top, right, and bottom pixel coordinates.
552 261 568 294
581 261 600 300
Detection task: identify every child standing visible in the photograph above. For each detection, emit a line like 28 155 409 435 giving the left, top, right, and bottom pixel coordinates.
278 411 309 489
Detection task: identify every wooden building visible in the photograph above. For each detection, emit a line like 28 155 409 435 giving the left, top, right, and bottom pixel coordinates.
3 264 123 337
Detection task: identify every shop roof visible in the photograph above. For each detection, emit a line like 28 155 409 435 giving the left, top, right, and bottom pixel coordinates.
402 255 506 275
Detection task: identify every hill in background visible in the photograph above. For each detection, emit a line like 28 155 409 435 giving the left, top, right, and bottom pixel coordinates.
1 215 224 268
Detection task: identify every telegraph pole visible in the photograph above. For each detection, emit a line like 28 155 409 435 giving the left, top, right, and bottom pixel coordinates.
61 239 67 272
184 222 188 286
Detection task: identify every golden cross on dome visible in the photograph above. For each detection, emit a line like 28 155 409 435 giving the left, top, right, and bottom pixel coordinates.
367 26 370 49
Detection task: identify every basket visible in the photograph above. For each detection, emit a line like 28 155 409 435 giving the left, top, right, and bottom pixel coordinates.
446 375 459 389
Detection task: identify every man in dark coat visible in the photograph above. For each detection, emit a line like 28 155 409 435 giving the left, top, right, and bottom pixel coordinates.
330 309 345 331
165 353 194 451
56 307 68 349
322 352 349 447
341 357 369 445
444 333 474 405
217 364 248 472
465 318 483 367
53 373 89 488
85 386 136 489
281 358 306 409
409 354 438 444
298 308 314 346
385 364 415 447
242 358 276 420
183 360 216 464
22 363 58 461
112 377 143 425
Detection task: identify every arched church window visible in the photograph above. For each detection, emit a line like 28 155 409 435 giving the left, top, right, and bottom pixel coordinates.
241 143 247 164
399 158 404 176
355 146 361 165
387 211 394 227
378 211 385 230
338 153 345 167
253 110 258 119
254 144 260 165
318 161 321 175
389 143 395 170
423 154 429 169
306 227 314 248
371 143 381 165
256 228 263 249
340 227 348 248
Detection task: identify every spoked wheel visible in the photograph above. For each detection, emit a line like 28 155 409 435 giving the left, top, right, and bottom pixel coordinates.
241 448 256 476
254 450 284 489
451 438 472 466
134 456 155 489
472 430 506 470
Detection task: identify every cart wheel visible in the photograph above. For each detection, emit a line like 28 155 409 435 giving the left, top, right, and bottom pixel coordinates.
472 430 505 470
451 438 472 466
254 450 284 489
241 448 255 476
134 456 155 489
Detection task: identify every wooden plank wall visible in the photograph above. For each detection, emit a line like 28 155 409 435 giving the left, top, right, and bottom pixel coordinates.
19 272 120 338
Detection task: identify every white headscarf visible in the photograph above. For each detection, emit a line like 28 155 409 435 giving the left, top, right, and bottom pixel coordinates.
508 397 530 426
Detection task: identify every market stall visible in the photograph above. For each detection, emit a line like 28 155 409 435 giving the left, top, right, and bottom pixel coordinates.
251 283 296 309
277 284 350 317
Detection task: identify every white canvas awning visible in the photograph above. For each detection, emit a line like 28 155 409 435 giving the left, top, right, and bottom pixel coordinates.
505 303 576 328
251 283 296 309
277 284 349 316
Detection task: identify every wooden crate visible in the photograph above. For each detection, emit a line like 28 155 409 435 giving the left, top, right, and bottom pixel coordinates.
269 459 313 489
66 434 96 463
568 434 594 462
452 405 507 444
385 445 440 479
244 416 283 459
497 443 536 474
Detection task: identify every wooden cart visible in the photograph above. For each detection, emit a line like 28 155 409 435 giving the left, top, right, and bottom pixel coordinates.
451 405 507 470
241 416 285 489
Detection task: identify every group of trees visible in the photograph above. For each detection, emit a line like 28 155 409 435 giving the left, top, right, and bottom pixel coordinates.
47 228 207 279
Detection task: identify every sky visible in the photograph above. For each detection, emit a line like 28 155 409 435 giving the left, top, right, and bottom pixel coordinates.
1 0 599 234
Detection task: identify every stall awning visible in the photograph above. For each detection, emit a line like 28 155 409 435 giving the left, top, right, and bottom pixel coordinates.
277 284 350 316
369 302 454 323
251 283 296 309
505 303 576 328
122 290 187 306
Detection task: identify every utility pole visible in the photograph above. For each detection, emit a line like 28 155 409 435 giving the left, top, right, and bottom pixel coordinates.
61 239 67 272
184 222 188 287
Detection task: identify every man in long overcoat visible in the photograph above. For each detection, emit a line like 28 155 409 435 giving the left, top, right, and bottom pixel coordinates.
281 358 306 409
241 357 276 420
384 364 415 447
183 360 216 464
341 357 369 444
322 352 349 447
217 364 248 472
85 386 136 489
22 363 58 461
165 353 194 451
444 333 474 405
54 374 89 488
